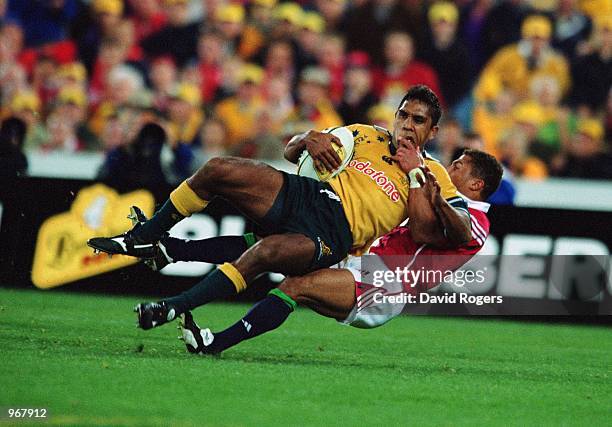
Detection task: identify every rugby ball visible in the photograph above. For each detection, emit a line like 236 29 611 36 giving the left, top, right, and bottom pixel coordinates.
296 126 355 182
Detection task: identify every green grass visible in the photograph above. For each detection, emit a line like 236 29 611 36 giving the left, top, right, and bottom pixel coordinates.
0 288 610 426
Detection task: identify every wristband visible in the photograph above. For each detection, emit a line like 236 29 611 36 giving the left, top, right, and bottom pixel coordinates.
408 167 425 189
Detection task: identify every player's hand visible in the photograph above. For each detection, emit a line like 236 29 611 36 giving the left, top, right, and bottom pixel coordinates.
422 169 442 206
303 130 342 173
391 137 424 173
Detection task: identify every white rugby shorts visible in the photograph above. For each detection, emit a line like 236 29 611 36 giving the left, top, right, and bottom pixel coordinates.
334 255 406 329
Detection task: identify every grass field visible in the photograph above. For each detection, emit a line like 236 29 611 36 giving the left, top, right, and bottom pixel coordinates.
1 288 610 426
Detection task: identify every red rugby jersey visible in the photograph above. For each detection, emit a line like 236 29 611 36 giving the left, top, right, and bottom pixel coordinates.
368 197 490 294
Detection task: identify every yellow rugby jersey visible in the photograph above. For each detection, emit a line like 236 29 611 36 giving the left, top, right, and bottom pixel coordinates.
327 124 464 254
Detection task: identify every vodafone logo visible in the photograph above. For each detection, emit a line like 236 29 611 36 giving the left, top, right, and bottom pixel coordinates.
348 160 401 202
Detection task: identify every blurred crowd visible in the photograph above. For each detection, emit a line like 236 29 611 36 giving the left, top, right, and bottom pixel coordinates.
0 0 611 194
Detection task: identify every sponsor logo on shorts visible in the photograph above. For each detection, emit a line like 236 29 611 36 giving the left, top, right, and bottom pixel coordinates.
319 189 341 202
347 160 401 202
317 237 332 260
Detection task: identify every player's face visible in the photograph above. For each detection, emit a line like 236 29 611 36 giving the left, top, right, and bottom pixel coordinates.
392 100 438 149
447 154 474 194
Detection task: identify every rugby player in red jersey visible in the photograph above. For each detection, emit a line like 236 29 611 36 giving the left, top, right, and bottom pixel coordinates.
176 148 502 353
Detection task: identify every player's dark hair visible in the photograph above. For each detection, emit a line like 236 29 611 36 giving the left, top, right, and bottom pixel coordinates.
462 148 503 200
397 85 442 127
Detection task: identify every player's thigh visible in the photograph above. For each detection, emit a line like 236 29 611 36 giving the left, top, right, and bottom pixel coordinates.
234 233 317 279
189 156 284 221
279 268 356 319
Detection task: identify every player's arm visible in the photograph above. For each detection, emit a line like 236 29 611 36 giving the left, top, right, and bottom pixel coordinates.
391 140 441 244
422 169 471 247
284 130 342 171
392 140 471 246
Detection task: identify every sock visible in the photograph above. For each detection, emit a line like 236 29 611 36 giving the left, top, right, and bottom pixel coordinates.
163 233 257 263
207 289 297 353
135 180 208 242
164 263 246 314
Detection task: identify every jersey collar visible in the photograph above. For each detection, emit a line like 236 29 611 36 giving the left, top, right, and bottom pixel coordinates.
458 192 490 213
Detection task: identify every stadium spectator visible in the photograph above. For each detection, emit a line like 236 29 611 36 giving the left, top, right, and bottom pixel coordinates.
344 0 425 66
568 15 612 112
295 11 325 69
89 37 131 103
284 66 343 132
140 0 199 67
459 0 495 73
511 101 550 161
479 0 533 63
113 19 144 63
55 61 87 90
214 63 265 150
195 29 226 105
269 2 302 42
366 103 395 130
233 109 285 160
97 121 174 198
475 15 571 106
39 110 81 152
551 0 592 61
497 127 548 179
338 51 377 126
314 0 346 32
0 24 28 102
6 0 81 48
126 0 167 43
192 117 228 170
89 64 146 136
526 76 577 159
99 112 124 152
433 117 464 166
421 2 473 111
551 118 612 179
9 90 46 151
472 88 517 157
56 85 99 151
373 31 445 108
167 82 204 148
148 56 178 113
262 38 297 88
213 3 246 58
30 55 58 109
72 0 124 72
315 33 346 104
0 115 27 179
263 75 294 134
238 0 276 61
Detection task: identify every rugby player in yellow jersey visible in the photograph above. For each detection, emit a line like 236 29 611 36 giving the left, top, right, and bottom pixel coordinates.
88 85 470 330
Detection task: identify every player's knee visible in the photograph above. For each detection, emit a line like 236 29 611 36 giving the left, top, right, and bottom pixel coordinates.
278 277 309 303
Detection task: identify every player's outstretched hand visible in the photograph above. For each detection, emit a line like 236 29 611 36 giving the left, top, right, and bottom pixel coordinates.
303 130 342 173
391 137 424 173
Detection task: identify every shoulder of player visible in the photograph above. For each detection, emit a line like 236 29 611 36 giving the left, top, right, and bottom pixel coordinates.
468 207 490 231
422 150 443 164
346 123 391 142
467 207 490 247
423 155 451 179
